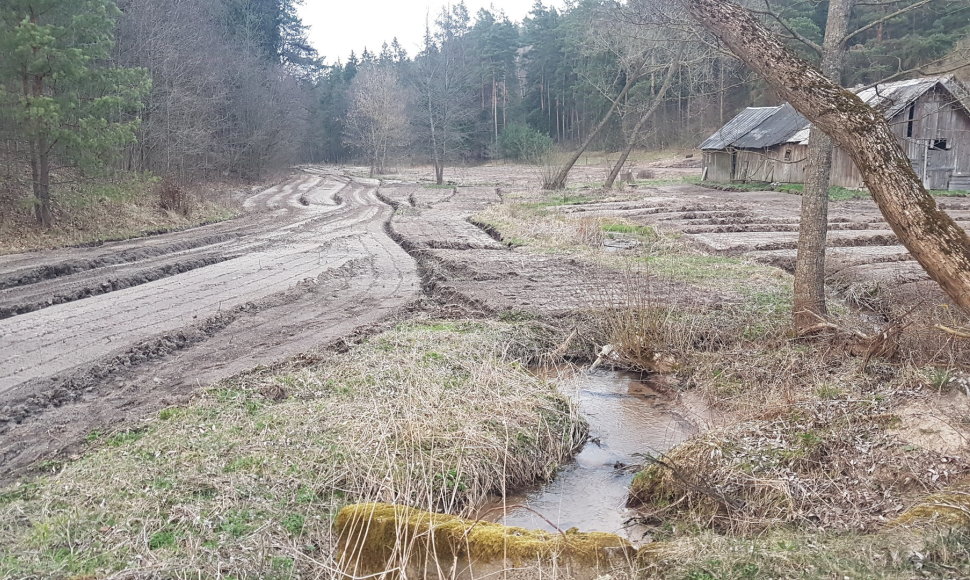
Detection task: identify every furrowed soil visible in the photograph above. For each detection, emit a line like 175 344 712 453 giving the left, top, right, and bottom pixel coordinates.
1 156 969 578
0 168 419 480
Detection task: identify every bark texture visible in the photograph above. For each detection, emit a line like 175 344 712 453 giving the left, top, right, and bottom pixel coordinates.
792 0 852 331
687 0 970 312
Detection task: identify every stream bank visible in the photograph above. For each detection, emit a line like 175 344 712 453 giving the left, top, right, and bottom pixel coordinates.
479 368 704 543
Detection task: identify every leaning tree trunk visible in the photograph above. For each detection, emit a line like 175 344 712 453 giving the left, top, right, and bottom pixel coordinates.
687 0 970 312
792 0 853 332
605 60 680 189
545 77 636 190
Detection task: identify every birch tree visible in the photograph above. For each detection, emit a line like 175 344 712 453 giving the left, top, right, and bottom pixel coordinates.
344 66 408 176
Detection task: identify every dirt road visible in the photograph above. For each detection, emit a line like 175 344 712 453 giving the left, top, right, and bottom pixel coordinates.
0 169 419 478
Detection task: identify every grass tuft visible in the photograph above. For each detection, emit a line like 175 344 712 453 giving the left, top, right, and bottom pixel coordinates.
0 320 583 578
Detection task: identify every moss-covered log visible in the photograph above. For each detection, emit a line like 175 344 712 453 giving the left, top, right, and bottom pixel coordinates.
334 502 637 579
895 480 970 528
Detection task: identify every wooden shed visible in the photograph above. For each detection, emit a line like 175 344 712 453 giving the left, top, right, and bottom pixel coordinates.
700 76 970 191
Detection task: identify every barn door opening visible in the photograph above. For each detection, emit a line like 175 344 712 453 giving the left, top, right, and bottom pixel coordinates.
924 139 953 190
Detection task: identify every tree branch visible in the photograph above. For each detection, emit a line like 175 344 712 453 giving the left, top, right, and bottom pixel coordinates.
748 0 822 55
842 0 935 44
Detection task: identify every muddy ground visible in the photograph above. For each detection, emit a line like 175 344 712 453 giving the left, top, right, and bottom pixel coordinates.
0 169 419 480
1 158 967 483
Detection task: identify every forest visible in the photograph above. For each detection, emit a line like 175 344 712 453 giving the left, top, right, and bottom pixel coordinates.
4 1 970 578
1 0 968 229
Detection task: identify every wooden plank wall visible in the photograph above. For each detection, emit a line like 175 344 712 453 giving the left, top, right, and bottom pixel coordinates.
830 86 970 190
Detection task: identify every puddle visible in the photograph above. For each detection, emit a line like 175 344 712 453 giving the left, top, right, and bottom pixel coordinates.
478 369 697 543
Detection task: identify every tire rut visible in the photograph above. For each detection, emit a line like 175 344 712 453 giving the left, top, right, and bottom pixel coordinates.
0 169 420 481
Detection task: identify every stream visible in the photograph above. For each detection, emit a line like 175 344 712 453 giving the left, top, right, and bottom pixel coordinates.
479 369 701 543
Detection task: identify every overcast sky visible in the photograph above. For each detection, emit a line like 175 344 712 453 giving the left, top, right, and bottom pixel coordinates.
297 1 563 65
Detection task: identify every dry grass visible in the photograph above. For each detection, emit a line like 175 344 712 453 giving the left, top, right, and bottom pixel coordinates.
639 526 970 579
0 319 584 578
0 173 240 255
629 393 968 533
471 185 970 576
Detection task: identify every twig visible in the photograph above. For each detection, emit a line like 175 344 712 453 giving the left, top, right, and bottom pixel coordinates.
472 504 568 536
934 324 970 340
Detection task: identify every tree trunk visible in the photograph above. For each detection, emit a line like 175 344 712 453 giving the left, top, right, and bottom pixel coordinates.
25 66 52 228
28 135 52 228
545 78 635 190
605 60 679 189
792 0 853 332
687 0 970 312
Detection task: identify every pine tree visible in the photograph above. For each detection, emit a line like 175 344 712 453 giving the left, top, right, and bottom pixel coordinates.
0 0 150 227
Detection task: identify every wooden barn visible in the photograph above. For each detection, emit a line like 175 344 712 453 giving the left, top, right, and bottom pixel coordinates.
700 76 970 191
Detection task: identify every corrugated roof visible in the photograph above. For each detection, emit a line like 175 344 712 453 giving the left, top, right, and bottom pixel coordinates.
700 105 807 150
699 107 778 150
731 104 808 148
701 76 970 150
857 76 945 118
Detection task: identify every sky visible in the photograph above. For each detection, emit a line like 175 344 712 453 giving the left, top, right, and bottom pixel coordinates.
297 0 563 65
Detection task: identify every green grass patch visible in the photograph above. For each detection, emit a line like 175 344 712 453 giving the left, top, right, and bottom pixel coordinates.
601 223 657 238
148 529 178 550
0 320 580 578
930 188 970 197
634 175 702 187
698 180 868 200
520 193 599 208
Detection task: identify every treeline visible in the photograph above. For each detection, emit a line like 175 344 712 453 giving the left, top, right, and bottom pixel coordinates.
0 0 321 226
1 0 968 225
315 0 970 175
114 0 319 180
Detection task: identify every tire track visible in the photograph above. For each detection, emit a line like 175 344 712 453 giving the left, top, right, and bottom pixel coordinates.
0 169 420 480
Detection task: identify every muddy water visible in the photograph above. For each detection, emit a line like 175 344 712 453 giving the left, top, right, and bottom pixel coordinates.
481 369 697 542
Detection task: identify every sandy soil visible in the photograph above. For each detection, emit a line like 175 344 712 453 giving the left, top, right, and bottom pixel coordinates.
0 168 420 480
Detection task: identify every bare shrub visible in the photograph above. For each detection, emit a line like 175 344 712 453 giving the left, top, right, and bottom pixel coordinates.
636 168 655 179
584 271 706 373
538 150 566 190
574 217 604 247
158 178 189 216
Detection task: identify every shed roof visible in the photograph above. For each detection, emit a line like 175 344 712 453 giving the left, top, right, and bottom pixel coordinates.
699 107 778 150
701 76 970 150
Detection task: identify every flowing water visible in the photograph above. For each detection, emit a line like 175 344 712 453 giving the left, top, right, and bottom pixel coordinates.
479 369 701 543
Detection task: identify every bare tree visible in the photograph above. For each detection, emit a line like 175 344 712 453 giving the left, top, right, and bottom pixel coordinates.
605 50 682 188
410 8 476 185
115 0 315 182
544 7 654 191
344 66 408 176
686 0 970 312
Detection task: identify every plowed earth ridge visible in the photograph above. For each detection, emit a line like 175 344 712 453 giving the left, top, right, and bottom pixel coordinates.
0 169 420 479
